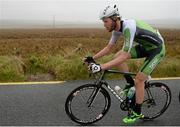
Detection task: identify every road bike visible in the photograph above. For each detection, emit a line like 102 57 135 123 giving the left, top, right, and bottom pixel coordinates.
65 62 171 125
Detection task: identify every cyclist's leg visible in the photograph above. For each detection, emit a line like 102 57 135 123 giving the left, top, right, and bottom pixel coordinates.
134 72 148 112
122 45 147 91
123 44 165 124
113 50 135 88
140 44 165 76
131 45 148 113
113 50 129 72
113 44 147 72
134 44 165 113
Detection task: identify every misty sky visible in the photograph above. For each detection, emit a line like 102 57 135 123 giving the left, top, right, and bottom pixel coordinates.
0 0 180 23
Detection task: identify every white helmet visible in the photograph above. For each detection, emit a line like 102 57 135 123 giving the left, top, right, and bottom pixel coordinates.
99 4 120 20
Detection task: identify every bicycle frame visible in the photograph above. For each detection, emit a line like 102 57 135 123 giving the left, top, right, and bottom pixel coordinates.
88 70 137 105
94 70 136 82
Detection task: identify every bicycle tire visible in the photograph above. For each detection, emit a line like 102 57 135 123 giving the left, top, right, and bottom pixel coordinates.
65 84 111 125
142 82 171 120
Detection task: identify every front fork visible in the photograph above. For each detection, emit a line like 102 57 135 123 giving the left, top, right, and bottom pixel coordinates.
86 81 102 107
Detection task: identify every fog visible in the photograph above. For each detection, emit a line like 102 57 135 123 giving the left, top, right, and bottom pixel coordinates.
0 0 180 28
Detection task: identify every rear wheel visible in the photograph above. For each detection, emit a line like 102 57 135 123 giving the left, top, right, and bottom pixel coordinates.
65 84 111 125
142 82 171 120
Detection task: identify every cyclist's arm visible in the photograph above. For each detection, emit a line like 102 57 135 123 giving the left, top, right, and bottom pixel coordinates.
93 43 114 60
93 31 121 60
122 27 135 53
101 51 130 70
101 27 135 70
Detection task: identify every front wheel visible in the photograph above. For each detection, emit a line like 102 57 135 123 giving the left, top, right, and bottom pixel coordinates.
142 82 171 120
65 84 111 125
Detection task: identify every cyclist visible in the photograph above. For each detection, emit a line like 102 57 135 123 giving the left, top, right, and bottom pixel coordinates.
83 4 165 124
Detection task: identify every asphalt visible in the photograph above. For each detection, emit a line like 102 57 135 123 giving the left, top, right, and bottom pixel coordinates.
0 79 179 126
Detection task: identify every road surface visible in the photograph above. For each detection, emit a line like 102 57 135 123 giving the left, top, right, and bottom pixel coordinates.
0 79 179 126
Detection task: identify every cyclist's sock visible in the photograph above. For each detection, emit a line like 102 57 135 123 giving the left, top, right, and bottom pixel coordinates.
133 103 142 115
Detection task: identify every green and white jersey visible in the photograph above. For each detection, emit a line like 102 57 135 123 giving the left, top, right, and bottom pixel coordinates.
109 19 164 52
109 19 166 75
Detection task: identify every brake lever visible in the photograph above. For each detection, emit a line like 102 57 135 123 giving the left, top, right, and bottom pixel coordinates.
82 60 97 78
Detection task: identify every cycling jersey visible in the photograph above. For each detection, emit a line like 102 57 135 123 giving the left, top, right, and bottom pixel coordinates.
109 19 165 75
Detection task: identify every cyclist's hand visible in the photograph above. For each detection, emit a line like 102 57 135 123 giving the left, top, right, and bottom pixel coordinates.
83 56 96 65
88 63 101 73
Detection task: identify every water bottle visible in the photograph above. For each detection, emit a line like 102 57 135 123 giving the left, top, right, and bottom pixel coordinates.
114 86 126 99
127 86 135 100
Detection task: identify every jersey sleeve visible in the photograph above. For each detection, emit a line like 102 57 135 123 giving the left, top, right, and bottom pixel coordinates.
108 31 121 45
122 27 135 53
